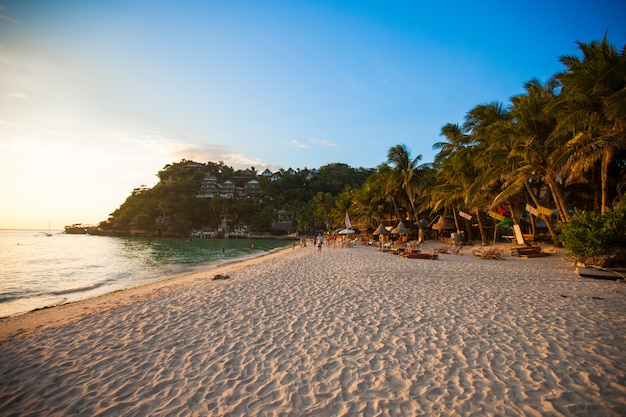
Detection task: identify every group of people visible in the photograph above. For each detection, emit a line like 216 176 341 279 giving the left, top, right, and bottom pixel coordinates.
295 234 358 252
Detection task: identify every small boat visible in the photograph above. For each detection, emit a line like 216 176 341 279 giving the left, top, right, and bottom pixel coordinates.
40 220 52 236
576 264 626 280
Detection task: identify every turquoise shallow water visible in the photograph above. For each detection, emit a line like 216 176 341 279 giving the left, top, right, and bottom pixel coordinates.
0 230 291 317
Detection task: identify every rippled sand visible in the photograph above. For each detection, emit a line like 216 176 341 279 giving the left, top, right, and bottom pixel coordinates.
1 243 625 416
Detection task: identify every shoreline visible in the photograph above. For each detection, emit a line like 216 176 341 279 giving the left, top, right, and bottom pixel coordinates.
0 245 299 342
2 242 625 415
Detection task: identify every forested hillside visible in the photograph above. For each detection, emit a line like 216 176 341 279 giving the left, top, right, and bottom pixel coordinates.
99 161 374 237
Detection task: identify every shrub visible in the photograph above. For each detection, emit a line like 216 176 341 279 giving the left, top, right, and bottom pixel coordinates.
559 200 626 264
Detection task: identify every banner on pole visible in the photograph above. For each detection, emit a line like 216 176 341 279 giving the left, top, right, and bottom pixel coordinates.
488 211 505 221
525 203 539 217
537 205 553 216
345 212 352 229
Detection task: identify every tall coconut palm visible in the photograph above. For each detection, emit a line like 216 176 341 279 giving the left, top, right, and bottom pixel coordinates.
352 176 392 227
386 144 429 222
330 190 355 229
462 101 513 204
555 34 626 213
432 123 472 166
311 192 335 230
491 78 567 236
430 122 493 244
372 164 405 221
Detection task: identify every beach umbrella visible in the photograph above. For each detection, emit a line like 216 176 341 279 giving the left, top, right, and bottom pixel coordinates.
417 218 430 228
391 221 409 234
373 224 390 236
338 228 355 235
432 216 455 230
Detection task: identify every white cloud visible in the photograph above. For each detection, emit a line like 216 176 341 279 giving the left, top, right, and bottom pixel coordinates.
107 133 278 171
310 138 337 147
171 144 273 170
285 140 309 149
111 133 185 158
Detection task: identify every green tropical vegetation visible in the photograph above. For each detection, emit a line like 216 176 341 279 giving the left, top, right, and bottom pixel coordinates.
559 200 626 266
100 34 625 261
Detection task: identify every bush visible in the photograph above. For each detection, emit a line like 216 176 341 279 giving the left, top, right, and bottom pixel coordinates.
559 200 626 265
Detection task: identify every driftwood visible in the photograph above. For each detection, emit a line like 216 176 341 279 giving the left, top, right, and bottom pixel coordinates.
510 246 550 258
212 274 231 281
472 247 504 260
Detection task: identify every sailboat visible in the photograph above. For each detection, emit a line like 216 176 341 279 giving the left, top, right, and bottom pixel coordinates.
41 220 52 237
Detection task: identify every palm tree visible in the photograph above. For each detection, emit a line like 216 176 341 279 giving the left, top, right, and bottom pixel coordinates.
330 190 355 229
386 144 429 222
555 34 626 213
491 78 566 236
430 122 493 244
375 163 407 220
432 123 473 165
311 192 335 230
351 177 391 228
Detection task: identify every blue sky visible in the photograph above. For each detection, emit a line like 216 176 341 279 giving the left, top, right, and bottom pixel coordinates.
1 0 625 229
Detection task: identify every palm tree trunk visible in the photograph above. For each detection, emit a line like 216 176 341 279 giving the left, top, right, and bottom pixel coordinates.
464 217 473 241
390 197 402 221
452 208 461 234
524 182 557 239
593 161 602 214
545 173 570 223
475 208 488 246
601 149 613 213
508 201 520 226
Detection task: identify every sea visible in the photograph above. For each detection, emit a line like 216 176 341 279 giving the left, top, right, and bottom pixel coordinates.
0 229 292 318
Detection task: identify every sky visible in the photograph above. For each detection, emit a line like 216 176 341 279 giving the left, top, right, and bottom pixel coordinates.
1 0 625 230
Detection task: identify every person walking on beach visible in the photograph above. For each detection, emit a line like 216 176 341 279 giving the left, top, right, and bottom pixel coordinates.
317 234 323 252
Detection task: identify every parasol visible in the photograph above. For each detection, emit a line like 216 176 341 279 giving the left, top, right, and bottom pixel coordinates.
373 224 391 236
391 221 409 234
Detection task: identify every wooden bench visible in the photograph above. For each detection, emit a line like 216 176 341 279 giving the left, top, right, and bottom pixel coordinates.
502 235 516 243
503 234 535 243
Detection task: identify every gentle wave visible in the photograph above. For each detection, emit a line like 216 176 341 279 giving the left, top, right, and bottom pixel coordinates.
0 230 292 317
48 283 108 296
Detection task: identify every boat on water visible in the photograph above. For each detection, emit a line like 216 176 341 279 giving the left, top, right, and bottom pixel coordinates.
576 263 626 280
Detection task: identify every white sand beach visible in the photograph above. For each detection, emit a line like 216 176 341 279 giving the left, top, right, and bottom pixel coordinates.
1 242 625 416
